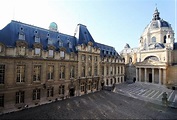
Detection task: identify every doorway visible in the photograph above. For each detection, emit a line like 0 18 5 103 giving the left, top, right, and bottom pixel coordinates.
149 73 152 83
69 88 75 97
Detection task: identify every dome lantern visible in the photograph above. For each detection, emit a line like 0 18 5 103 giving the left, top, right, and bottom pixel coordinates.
49 22 58 32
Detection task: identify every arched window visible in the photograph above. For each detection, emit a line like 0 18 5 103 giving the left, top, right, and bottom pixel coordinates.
129 57 132 63
151 36 156 43
164 35 166 43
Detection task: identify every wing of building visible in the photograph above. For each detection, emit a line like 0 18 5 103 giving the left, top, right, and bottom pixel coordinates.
120 7 177 88
0 20 125 113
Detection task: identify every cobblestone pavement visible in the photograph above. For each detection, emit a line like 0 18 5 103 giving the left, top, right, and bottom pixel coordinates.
114 82 177 108
0 90 177 119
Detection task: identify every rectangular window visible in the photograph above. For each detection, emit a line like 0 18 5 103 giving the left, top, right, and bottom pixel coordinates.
118 67 120 74
110 66 113 75
33 65 41 81
60 66 65 79
94 56 97 63
94 66 97 76
19 33 25 40
70 66 75 78
47 87 54 97
59 85 65 95
32 89 40 100
16 65 25 82
48 65 54 80
88 66 92 76
107 66 109 75
18 46 26 56
35 48 41 55
0 65 5 84
59 40 63 47
88 55 92 61
60 51 65 58
49 50 54 57
48 39 52 45
0 95 4 107
102 66 104 75
35 36 40 43
81 55 86 61
81 66 85 77
16 91 25 104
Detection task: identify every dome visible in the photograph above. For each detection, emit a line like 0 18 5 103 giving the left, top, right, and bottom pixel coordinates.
142 8 172 34
149 19 170 30
49 22 58 31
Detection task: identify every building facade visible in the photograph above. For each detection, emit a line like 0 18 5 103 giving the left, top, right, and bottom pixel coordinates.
120 8 177 87
0 21 125 113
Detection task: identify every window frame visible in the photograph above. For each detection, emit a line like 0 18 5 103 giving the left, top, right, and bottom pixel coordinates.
33 65 41 81
0 65 5 84
16 65 25 83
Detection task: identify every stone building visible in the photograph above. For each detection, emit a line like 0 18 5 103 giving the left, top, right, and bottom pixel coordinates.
0 21 125 113
120 8 177 87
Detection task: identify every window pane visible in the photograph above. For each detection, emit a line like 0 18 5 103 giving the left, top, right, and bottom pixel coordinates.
49 50 54 57
35 48 40 55
0 65 5 84
35 37 40 43
60 51 64 58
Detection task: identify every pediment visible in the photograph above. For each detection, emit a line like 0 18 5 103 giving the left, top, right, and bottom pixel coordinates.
135 59 166 66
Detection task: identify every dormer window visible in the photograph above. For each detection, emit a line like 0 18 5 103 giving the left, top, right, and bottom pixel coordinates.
34 30 40 43
49 50 54 57
48 39 52 45
35 48 41 55
88 45 91 52
35 36 40 43
19 33 25 40
69 42 72 49
19 27 25 40
59 40 63 47
18 46 26 56
60 51 65 58
16 41 27 56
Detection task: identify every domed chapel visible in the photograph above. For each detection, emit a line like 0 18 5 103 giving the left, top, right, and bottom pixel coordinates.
120 7 177 88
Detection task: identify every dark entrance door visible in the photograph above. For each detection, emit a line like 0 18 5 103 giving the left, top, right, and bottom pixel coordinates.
149 73 152 83
69 88 75 97
133 77 136 82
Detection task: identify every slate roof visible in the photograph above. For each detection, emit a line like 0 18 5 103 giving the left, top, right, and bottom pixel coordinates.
96 42 120 58
0 20 120 57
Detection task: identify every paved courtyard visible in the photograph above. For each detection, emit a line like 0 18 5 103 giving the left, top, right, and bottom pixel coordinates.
114 82 177 107
0 90 177 119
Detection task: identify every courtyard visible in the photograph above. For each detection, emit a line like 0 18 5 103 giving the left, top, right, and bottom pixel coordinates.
0 89 177 119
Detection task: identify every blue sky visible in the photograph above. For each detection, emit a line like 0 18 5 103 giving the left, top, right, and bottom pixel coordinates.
0 0 176 52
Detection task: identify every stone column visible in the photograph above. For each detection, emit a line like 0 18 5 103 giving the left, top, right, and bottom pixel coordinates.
163 69 166 85
152 68 154 83
144 68 147 83
159 68 161 85
136 68 138 82
139 68 141 82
